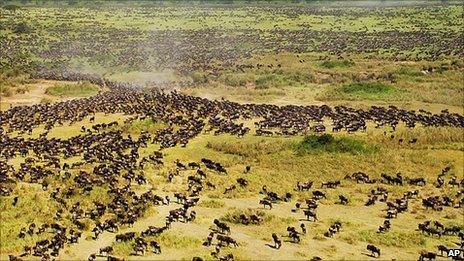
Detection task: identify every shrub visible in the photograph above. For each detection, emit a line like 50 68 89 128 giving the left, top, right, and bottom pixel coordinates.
293 134 378 155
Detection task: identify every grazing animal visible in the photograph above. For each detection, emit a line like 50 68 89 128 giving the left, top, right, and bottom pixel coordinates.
150 241 161 254
99 246 113 256
437 245 449 256
260 199 273 209
216 235 238 247
272 233 281 249
303 209 318 221
312 190 326 199
339 195 348 205
367 244 381 257
419 251 437 260
12 196 18 206
213 219 231 234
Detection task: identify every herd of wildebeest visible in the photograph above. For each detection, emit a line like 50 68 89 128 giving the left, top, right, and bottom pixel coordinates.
1 2 464 261
1 4 463 75
1 70 463 260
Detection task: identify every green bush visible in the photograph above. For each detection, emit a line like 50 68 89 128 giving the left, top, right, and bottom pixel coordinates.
293 134 378 155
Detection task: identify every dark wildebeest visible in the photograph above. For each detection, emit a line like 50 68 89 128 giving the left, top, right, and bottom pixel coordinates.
260 199 273 209
272 233 281 249
366 244 380 257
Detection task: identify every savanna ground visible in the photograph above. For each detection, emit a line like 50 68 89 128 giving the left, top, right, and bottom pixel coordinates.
0 1 463 260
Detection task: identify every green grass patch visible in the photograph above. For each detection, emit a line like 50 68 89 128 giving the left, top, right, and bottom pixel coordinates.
198 199 225 208
45 82 99 97
221 207 296 225
221 208 268 225
340 82 396 95
293 134 378 155
353 230 427 248
255 69 314 89
317 81 405 102
255 73 287 89
122 118 168 134
320 59 355 69
154 232 202 249
206 136 290 158
393 66 423 77
219 72 255 87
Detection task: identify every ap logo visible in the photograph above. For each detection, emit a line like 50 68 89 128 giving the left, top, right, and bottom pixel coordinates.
448 249 462 258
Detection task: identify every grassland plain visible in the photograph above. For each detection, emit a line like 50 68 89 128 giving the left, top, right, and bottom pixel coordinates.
1 1 463 260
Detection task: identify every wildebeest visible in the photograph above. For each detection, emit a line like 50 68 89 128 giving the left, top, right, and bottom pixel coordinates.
99 246 113 256
367 244 380 257
272 233 281 249
303 209 318 221
260 199 273 209
216 235 238 247
418 251 437 260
